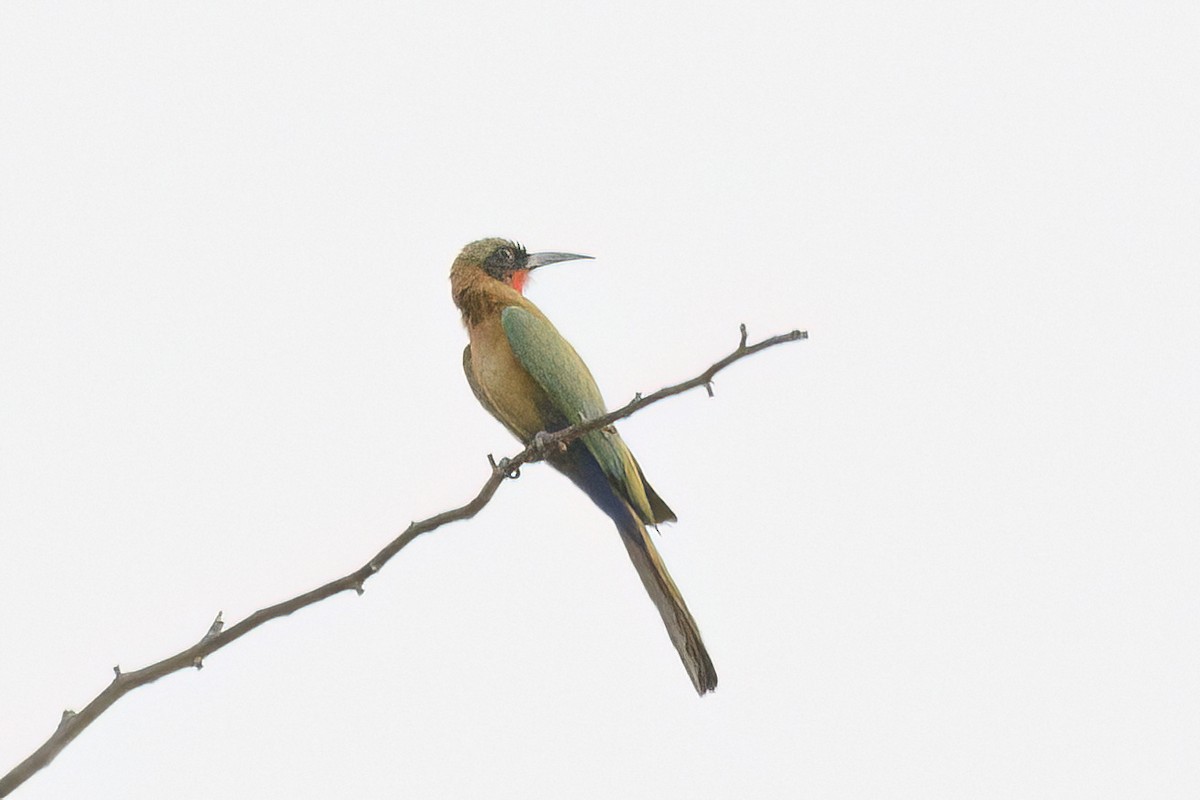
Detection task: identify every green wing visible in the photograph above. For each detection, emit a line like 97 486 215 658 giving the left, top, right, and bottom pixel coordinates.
501 305 674 524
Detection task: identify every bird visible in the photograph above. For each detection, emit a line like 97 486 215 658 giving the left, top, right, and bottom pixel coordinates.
450 237 717 695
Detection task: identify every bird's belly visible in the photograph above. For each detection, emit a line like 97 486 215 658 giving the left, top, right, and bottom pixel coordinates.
469 323 555 442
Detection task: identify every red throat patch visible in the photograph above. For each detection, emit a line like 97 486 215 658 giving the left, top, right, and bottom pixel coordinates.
510 269 530 294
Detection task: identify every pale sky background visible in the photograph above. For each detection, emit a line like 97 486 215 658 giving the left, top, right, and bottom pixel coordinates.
2 3 1198 798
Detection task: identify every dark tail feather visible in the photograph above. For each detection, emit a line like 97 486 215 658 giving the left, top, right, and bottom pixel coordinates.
551 443 716 694
617 514 718 695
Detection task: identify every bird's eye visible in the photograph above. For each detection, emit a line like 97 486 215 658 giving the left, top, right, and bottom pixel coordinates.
498 248 513 262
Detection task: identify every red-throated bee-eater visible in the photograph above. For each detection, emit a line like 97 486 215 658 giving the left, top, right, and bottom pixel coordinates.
450 238 717 695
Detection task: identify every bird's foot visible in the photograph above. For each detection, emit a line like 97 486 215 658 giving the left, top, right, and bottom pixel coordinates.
531 430 566 460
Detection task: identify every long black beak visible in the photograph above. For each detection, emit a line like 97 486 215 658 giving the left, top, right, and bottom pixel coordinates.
523 251 593 270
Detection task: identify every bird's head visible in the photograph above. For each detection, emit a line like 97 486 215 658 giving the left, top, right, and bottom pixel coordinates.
452 238 592 296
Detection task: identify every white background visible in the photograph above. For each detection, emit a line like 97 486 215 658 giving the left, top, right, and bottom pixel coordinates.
2 3 1197 798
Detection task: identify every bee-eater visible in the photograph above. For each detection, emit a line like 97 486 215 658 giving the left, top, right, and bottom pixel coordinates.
450 237 717 695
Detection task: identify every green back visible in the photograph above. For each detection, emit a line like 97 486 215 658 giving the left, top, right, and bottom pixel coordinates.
501 305 656 521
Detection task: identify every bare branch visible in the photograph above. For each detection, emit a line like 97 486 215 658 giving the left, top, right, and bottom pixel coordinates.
0 324 806 797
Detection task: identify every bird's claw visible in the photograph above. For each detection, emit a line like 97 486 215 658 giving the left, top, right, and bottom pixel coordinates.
532 430 566 459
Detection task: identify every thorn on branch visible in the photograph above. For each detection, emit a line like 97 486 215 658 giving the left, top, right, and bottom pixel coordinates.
192 612 223 670
705 381 715 398
739 323 749 349
201 612 224 644
57 710 76 730
498 457 520 480
352 581 365 596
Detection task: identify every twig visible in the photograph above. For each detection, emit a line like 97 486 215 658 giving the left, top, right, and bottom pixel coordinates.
0 324 806 797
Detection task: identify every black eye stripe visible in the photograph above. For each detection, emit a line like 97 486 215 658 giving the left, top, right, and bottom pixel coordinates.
483 242 526 278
